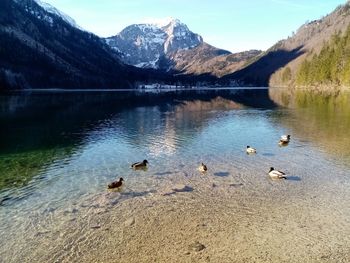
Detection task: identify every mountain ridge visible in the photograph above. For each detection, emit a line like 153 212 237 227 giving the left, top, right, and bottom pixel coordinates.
34 0 80 29
2 0 350 90
105 19 262 78
0 0 135 90
225 2 350 87
105 18 203 70
269 2 350 87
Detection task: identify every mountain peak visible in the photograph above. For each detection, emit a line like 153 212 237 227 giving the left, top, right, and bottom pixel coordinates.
161 18 182 28
161 18 189 37
142 17 182 29
106 19 203 69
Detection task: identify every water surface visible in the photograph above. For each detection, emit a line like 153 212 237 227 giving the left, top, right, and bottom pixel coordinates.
0 88 349 262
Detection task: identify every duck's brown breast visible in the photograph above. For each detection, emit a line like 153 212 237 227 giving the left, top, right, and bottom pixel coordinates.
108 181 122 189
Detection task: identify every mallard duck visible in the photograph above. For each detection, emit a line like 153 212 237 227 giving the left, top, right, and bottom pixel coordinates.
278 140 289 146
268 167 287 179
108 178 124 189
246 145 257 154
131 160 148 169
280 135 291 143
198 163 208 172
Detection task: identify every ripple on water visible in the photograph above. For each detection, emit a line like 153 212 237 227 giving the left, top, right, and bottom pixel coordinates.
1 90 350 262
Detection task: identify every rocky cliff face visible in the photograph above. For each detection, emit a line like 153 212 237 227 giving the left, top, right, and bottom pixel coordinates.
105 19 203 69
169 45 261 77
105 18 262 78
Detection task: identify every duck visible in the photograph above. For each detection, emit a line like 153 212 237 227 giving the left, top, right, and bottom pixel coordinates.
278 140 289 146
131 159 148 169
108 178 124 189
198 163 208 173
246 145 257 154
268 167 287 179
280 135 291 143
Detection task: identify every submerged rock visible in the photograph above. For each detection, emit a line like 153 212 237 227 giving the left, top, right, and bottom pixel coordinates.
172 184 193 192
160 184 193 196
189 241 206 252
124 217 135 227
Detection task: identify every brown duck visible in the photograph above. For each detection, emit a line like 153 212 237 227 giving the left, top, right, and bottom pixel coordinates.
108 178 124 189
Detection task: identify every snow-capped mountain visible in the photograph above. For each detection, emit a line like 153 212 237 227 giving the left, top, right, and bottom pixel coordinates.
105 18 260 77
13 0 81 29
104 18 261 77
34 0 80 29
105 18 203 69
162 18 203 53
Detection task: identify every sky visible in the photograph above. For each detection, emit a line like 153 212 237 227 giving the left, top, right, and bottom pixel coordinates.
42 0 346 53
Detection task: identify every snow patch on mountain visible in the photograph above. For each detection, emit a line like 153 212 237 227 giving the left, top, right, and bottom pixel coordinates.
34 0 81 29
105 18 203 69
142 17 177 28
15 0 82 29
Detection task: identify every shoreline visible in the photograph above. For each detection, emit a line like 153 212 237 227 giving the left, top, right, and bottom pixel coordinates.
0 86 270 94
2 85 350 96
1 169 349 263
270 85 350 95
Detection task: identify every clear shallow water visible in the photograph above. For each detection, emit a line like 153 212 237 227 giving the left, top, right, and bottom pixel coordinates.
0 88 350 262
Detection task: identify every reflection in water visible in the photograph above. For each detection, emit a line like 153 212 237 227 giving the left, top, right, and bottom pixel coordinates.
269 88 350 162
0 89 350 262
0 89 274 191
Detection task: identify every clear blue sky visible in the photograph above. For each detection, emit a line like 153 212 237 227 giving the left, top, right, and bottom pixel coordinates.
42 0 346 52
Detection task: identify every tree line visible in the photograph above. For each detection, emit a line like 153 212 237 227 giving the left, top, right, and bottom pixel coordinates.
296 25 350 86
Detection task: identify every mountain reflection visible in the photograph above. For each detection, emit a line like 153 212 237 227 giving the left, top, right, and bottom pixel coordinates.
0 89 274 191
115 97 245 155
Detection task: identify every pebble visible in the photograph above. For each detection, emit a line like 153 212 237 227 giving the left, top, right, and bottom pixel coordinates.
172 184 189 192
124 217 135 227
189 241 206 252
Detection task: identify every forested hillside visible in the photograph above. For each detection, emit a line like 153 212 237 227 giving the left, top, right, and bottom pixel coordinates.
263 2 350 88
296 25 350 87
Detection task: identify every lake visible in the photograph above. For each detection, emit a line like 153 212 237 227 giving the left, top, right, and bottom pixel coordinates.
0 88 349 262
